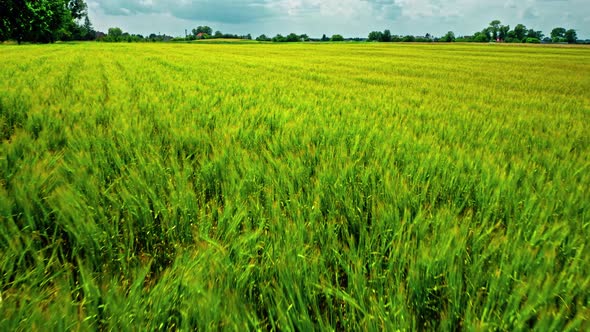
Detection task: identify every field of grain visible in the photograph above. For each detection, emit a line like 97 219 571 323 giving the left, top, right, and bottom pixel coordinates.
1 42 589 330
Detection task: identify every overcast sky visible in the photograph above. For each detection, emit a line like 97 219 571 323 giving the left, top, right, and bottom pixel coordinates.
87 0 589 39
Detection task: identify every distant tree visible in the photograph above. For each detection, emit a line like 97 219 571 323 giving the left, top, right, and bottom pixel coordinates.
107 27 123 42
489 20 501 40
193 26 213 36
256 34 270 41
330 34 344 41
285 33 299 42
565 29 577 44
472 30 490 43
300 34 309 41
441 31 455 42
524 37 540 44
415 35 431 42
513 24 527 41
551 27 566 42
272 34 285 42
81 14 95 40
402 35 415 42
368 31 383 42
499 24 510 41
321 34 329 41
382 29 392 42
526 29 543 40
221 33 240 39
214 30 223 38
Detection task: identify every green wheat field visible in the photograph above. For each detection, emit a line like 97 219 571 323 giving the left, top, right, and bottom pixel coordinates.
1 42 589 330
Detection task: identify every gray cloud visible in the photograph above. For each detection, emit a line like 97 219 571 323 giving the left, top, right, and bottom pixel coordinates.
95 0 274 23
170 1 272 23
95 0 154 15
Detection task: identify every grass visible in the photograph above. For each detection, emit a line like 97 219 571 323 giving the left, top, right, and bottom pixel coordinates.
0 42 589 330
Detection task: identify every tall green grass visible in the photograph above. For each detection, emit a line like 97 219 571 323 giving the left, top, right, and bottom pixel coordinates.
1 42 589 330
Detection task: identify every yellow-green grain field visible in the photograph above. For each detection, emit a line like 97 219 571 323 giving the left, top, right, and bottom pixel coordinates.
1 42 589 330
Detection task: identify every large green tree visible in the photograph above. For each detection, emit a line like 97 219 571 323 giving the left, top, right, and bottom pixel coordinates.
0 0 91 43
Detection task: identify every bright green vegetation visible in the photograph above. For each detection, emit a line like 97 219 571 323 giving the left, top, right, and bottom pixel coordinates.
1 42 589 330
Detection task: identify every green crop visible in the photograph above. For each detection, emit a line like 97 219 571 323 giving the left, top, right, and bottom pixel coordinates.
1 42 589 330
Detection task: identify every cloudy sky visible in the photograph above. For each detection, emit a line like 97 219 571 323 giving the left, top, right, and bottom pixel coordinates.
87 0 589 39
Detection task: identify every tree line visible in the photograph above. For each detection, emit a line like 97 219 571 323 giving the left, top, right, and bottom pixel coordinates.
99 21 582 45
0 0 96 44
367 20 579 44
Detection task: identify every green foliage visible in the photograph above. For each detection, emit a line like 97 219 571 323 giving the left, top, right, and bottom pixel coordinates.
105 27 123 42
524 37 540 44
382 29 392 42
0 0 93 43
402 35 415 42
441 31 455 42
513 23 527 41
527 29 544 40
256 34 271 42
473 29 491 42
67 0 87 20
330 34 344 42
286 33 300 42
565 29 577 44
0 43 589 330
463 20 574 44
499 24 510 41
192 26 213 36
551 27 567 42
367 30 393 42
267 33 308 43
272 34 285 42
368 31 382 42
489 20 501 40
